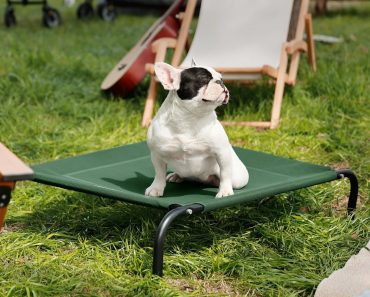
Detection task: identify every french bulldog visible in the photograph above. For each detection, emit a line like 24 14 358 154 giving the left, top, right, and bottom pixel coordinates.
145 62 249 198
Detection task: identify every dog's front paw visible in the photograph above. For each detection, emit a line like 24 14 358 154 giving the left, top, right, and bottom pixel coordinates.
215 187 234 199
166 173 184 183
145 186 164 197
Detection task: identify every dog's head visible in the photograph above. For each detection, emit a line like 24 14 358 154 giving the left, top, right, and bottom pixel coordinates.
154 62 229 111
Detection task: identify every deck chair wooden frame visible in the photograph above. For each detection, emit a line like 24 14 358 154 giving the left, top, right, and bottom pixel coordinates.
142 0 316 129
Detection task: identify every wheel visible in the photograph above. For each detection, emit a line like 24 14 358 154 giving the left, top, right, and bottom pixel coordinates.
77 2 94 20
42 8 61 28
97 3 116 22
4 6 16 28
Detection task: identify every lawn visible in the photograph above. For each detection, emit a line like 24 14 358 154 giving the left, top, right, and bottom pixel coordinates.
0 1 369 296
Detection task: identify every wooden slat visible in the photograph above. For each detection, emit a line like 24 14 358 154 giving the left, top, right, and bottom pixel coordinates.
305 14 317 71
142 77 158 127
286 39 307 54
0 143 34 182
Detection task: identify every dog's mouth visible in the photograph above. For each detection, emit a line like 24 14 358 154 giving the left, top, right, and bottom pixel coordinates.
202 89 230 104
202 95 229 105
223 91 230 104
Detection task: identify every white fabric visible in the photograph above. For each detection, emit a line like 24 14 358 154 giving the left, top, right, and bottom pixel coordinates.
181 0 294 69
315 240 370 297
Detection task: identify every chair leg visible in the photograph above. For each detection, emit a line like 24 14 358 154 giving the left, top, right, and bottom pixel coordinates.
142 76 158 127
305 14 317 72
270 47 289 129
336 169 359 216
153 204 204 276
0 184 13 232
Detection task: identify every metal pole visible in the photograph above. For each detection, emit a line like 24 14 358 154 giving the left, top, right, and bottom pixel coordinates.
336 169 359 216
152 203 204 276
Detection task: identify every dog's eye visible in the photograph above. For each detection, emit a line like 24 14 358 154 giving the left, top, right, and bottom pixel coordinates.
215 80 225 88
202 99 212 102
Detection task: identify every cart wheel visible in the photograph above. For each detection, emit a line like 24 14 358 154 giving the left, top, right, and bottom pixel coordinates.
42 8 61 28
4 7 16 28
77 2 94 20
97 3 115 22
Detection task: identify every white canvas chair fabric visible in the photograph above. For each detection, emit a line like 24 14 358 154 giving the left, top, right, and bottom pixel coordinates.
181 0 294 72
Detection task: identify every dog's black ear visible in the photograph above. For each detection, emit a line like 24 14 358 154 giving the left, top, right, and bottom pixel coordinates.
154 62 181 90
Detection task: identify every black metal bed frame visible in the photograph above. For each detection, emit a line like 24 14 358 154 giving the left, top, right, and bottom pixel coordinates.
151 169 358 276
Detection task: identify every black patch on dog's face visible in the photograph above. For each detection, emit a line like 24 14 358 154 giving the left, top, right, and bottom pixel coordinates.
177 68 213 100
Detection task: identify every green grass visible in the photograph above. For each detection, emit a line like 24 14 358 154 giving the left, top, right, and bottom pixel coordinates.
1 1 369 296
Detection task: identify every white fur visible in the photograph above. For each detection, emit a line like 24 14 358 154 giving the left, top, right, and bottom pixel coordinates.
145 62 249 198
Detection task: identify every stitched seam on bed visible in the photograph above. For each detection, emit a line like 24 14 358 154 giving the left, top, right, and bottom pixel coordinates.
64 155 150 177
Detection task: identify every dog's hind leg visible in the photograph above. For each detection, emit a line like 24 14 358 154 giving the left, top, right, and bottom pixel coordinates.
166 173 184 183
167 173 220 187
205 175 220 187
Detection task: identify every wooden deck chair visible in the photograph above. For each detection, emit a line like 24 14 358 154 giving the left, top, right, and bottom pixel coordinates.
0 142 358 276
142 0 316 128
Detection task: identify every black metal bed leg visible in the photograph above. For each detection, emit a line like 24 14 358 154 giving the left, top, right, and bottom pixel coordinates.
152 203 204 277
336 169 359 216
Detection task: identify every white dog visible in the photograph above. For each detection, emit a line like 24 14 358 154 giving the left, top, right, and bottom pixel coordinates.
145 62 249 198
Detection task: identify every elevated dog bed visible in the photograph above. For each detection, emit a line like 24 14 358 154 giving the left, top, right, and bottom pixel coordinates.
0 142 358 276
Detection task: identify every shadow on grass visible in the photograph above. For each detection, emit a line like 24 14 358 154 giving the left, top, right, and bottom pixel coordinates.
101 78 150 105
11 187 316 252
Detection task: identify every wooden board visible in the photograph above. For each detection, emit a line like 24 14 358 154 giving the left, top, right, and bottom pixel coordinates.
0 143 34 182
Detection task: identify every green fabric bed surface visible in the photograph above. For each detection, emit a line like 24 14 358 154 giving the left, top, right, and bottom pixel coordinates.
31 142 337 212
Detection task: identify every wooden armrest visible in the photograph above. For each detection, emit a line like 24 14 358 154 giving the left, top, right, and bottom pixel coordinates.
261 65 278 78
151 38 177 54
145 63 155 75
285 39 308 55
145 62 180 76
0 143 34 182
146 38 178 75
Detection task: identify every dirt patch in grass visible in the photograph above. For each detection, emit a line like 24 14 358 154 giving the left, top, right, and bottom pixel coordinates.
167 275 260 296
328 192 367 218
1 223 27 232
330 161 351 170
